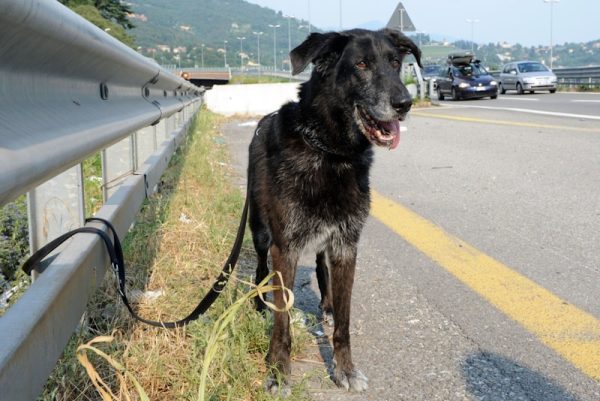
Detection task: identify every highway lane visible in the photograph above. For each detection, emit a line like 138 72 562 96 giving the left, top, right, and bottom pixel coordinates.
221 94 600 400
362 105 600 400
436 91 600 120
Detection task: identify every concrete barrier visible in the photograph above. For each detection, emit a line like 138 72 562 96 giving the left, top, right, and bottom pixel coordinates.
204 83 300 116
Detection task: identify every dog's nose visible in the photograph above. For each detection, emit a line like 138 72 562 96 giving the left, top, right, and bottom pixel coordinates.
391 95 412 114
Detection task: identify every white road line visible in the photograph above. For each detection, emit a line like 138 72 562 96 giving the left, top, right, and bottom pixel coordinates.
555 92 600 96
497 97 540 101
437 103 600 120
571 99 600 103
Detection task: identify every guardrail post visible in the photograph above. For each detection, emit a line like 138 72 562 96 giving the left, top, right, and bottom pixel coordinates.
411 63 425 102
155 118 166 142
136 126 158 168
166 114 175 139
27 165 86 277
101 136 135 201
429 79 435 100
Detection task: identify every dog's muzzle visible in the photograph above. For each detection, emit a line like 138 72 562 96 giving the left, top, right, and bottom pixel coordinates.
355 106 402 150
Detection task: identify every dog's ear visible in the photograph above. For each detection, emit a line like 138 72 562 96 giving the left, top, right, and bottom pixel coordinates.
382 29 422 68
290 32 349 75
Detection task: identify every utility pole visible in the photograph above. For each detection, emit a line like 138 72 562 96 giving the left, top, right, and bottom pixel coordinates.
268 24 281 72
201 44 204 68
307 0 311 33
466 18 479 53
285 15 293 75
253 31 263 75
339 0 342 30
237 36 245 71
544 0 559 69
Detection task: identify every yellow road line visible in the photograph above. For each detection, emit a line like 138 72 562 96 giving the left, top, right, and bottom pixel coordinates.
370 190 600 380
411 111 600 133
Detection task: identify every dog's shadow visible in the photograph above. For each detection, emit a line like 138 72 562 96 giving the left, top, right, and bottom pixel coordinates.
462 352 582 401
293 264 335 376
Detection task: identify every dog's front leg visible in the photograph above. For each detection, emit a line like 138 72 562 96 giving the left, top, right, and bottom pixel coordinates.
328 244 369 392
315 251 334 326
265 243 298 396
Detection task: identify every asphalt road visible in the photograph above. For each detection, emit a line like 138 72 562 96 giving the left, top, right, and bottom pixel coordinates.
436 91 600 120
221 93 600 400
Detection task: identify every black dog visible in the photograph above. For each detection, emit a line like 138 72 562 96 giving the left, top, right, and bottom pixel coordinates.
247 28 421 394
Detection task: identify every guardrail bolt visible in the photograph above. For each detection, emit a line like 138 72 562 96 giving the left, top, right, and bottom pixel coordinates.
144 87 151 98
100 83 109 100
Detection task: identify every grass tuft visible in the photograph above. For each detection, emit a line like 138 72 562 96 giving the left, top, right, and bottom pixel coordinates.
39 108 315 401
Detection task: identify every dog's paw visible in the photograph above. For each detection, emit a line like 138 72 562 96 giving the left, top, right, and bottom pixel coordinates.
332 367 369 392
265 376 292 398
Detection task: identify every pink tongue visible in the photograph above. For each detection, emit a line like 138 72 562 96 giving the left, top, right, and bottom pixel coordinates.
379 119 400 135
378 120 401 150
390 132 400 150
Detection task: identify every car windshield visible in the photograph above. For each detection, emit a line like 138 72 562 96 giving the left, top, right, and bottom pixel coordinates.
453 63 488 77
517 62 549 73
423 65 440 76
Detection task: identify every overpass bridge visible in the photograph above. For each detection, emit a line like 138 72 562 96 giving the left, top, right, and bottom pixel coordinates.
178 68 232 88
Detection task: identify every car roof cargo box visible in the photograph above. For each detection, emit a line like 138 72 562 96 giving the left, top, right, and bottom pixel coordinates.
447 52 474 66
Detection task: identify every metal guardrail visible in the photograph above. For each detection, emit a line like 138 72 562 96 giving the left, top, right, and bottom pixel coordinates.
553 66 600 87
0 1 203 399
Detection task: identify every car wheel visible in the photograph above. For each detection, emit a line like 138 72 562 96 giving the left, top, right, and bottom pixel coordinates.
437 87 445 100
491 94 498 99
550 89 556 94
452 87 460 101
530 91 535 94
516 82 524 95
499 83 506 94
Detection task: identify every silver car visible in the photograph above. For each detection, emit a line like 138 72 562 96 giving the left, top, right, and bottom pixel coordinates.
499 61 557 94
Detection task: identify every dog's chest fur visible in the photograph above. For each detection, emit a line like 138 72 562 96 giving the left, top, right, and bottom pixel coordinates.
249 101 376 254
270 134 371 252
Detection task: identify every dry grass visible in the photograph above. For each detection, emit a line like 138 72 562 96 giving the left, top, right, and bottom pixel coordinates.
40 109 315 401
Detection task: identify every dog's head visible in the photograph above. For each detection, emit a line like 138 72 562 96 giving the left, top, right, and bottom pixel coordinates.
291 29 421 150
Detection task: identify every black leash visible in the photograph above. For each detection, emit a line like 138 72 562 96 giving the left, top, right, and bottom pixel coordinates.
22 196 249 328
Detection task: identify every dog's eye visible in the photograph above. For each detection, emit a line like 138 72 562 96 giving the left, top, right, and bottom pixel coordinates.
356 61 367 70
390 59 401 68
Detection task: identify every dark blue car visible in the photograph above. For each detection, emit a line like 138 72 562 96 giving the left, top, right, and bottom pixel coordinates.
436 53 498 100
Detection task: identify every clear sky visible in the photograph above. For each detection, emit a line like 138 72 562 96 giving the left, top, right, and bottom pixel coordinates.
246 0 599 47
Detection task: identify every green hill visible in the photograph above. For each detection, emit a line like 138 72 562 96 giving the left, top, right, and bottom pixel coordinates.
129 1 599 70
130 0 316 69
413 37 600 69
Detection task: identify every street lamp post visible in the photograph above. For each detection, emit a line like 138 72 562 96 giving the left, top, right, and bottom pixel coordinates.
466 18 480 53
223 40 228 67
339 0 343 30
544 0 559 69
201 44 204 68
253 31 263 75
268 24 281 72
307 0 311 33
285 15 294 75
237 36 246 70
414 31 426 49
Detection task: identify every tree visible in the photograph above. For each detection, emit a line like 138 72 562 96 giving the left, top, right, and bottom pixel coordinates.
58 0 135 47
58 0 134 30
94 0 135 29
